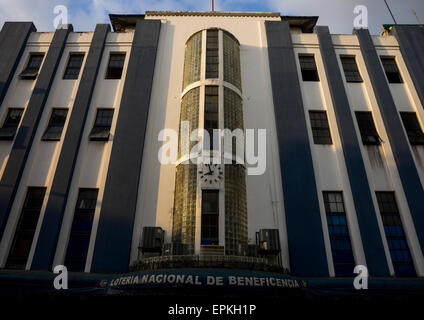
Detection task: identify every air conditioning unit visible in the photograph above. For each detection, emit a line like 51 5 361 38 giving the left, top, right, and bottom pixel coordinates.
256 229 281 255
237 244 259 257
162 242 189 256
140 227 164 253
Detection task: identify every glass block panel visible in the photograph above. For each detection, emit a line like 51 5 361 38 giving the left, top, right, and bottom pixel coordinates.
178 87 199 159
225 164 248 255
183 31 202 89
172 164 197 254
224 87 243 157
223 31 241 90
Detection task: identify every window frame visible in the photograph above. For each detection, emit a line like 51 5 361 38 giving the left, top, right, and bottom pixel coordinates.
201 189 219 246
105 52 126 80
375 191 416 277
399 112 424 146
204 86 219 150
42 108 68 141
309 110 333 145
63 53 85 80
206 29 219 79
64 188 99 272
89 108 114 141
380 56 403 84
298 54 320 82
323 191 356 277
5 187 47 270
0 108 24 141
355 111 382 145
340 55 363 83
19 52 45 80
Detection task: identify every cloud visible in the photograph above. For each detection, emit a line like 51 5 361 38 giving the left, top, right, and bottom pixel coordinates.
0 0 70 30
266 0 424 34
0 0 423 33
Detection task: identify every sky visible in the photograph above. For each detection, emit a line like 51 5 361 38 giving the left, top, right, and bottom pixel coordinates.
0 0 423 34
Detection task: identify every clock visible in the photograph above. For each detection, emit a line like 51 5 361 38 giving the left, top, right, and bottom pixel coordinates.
198 164 223 188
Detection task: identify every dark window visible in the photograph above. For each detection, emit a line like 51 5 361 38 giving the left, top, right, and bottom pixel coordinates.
400 112 424 146
355 111 382 145
42 109 68 141
89 109 114 141
381 57 403 84
201 190 219 245
299 54 319 81
63 53 84 80
0 108 24 140
20 53 44 79
340 56 363 83
206 30 219 79
309 111 332 145
105 53 125 79
323 192 355 276
64 188 98 272
6 187 46 269
204 86 219 150
376 192 415 277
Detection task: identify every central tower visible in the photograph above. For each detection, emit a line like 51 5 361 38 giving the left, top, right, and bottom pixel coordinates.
172 28 248 255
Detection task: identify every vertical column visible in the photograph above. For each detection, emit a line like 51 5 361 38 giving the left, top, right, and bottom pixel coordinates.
30 24 110 270
316 26 390 276
0 26 73 239
392 26 424 109
0 22 36 108
265 21 328 276
355 28 424 257
90 20 161 273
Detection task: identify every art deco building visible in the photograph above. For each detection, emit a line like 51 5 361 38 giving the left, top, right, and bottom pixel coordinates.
0 11 423 289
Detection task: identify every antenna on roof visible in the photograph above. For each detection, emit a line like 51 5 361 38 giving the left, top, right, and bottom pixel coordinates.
384 0 398 25
412 10 422 24
212 0 215 12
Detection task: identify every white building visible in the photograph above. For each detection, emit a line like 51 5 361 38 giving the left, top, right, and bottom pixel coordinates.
0 11 423 282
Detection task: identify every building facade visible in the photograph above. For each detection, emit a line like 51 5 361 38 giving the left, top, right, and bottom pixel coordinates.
0 11 423 279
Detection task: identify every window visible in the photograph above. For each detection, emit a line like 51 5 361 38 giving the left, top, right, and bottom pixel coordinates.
204 86 219 150
0 108 24 140
6 187 46 269
206 30 219 79
323 192 355 276
63 53 84 80
42 109 68 141
299 54 319 82
89 109 114 141
340 56 363 83
201 190 219 245
381 57 403 84
20 53 44 79
64 189 98 272
105 53 125 79
355 111 382 145
376 192 415 277
400 112 424 146
309 111 332 145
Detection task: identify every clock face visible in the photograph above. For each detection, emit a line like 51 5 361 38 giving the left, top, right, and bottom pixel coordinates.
198 164 223 187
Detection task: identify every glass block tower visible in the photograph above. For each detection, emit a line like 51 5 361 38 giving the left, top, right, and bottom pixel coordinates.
172 28 248 255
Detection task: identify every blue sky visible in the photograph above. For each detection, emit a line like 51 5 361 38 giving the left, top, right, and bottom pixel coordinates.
0 0 423 34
